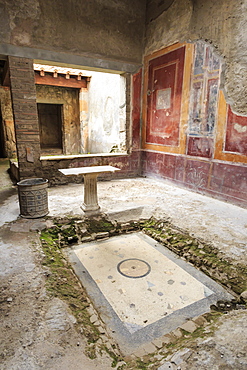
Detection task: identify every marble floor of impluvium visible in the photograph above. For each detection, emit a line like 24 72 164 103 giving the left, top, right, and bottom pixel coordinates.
66 232 233 355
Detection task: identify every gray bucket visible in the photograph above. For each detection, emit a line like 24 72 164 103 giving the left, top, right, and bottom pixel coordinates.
17 178 49 218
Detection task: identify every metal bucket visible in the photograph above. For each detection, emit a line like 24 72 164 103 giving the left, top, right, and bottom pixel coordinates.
17 178 49 218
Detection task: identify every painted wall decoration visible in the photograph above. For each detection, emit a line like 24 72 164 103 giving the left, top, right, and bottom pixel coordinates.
225 107 247 156
187 42 221 158
141 42 247 207
146 46 185 147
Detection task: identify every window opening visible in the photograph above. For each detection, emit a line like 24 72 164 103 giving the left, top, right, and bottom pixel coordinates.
34 64 127 157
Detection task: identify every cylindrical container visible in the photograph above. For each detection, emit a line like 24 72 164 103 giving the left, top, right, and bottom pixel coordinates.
17 178 49 218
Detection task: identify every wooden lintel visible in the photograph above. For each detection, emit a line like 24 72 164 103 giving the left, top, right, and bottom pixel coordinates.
35 73 87 88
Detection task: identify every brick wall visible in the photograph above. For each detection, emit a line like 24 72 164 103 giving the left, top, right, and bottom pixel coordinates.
8 56 42 180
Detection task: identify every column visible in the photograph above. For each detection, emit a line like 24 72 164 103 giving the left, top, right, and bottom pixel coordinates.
8 56 42 180
81 173 100 215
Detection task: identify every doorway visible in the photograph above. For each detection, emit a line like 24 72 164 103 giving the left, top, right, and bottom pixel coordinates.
37 103 63 154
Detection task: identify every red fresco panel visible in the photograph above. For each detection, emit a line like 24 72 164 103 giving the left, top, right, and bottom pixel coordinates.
210 162 247 199
175 156 186 182
132 69 142 150
163 154 176 179
225 107 247 155
130 151 140 171
141 151 177 180
221 166 247 192
187 136 214 158
108 158 130 171
141 151 148 173
144 151 163 175
184 159 210 189
146 46 185 146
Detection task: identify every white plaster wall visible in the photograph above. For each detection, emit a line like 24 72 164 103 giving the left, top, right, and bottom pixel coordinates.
88 72 126 153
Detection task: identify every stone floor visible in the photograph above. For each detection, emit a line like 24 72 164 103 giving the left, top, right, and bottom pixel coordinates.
68 232 233 355
0 160 247 369
46 177 247 264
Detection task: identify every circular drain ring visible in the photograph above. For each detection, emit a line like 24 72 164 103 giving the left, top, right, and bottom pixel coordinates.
117 258 151 278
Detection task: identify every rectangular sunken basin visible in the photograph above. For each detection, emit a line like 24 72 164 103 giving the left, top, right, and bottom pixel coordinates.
66 232 233 354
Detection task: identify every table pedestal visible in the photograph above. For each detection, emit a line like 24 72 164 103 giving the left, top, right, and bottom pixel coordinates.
59 165 120 217
81 173 101 215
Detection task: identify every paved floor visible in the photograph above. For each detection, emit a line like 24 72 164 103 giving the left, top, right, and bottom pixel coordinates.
1 176 247 263
0 160 247 369
68 232 233 354
48 177 247 265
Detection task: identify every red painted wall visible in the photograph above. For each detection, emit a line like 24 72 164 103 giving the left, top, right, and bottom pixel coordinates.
140 43 247 208
141 151 247 208
39 60 247 209
146 47 185 146
225 107 247 155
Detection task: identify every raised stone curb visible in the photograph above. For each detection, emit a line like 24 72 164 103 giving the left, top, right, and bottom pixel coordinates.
134 342 157 357
89 314 98 324
179 320 198 333
192 315 208 327
172 328 183 338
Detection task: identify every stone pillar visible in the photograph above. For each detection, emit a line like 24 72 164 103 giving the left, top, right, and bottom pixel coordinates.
8 56 42 180
79 87 89 153
81 173 100 215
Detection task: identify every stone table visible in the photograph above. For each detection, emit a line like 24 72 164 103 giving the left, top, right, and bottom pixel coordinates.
59 165 120 216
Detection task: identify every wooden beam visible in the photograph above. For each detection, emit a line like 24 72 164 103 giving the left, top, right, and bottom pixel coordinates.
35 73 87 88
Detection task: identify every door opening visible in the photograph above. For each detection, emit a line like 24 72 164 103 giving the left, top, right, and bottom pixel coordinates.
37 103 63 154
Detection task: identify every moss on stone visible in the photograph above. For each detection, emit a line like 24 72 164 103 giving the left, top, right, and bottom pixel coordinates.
40 215 246 368
142 217 247 296
40 229 100 344
85 216 115 233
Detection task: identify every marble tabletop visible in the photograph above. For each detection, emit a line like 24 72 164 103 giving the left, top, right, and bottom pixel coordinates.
59 165 120 176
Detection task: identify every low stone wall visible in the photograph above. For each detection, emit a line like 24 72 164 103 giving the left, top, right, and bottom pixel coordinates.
40 151 141 185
